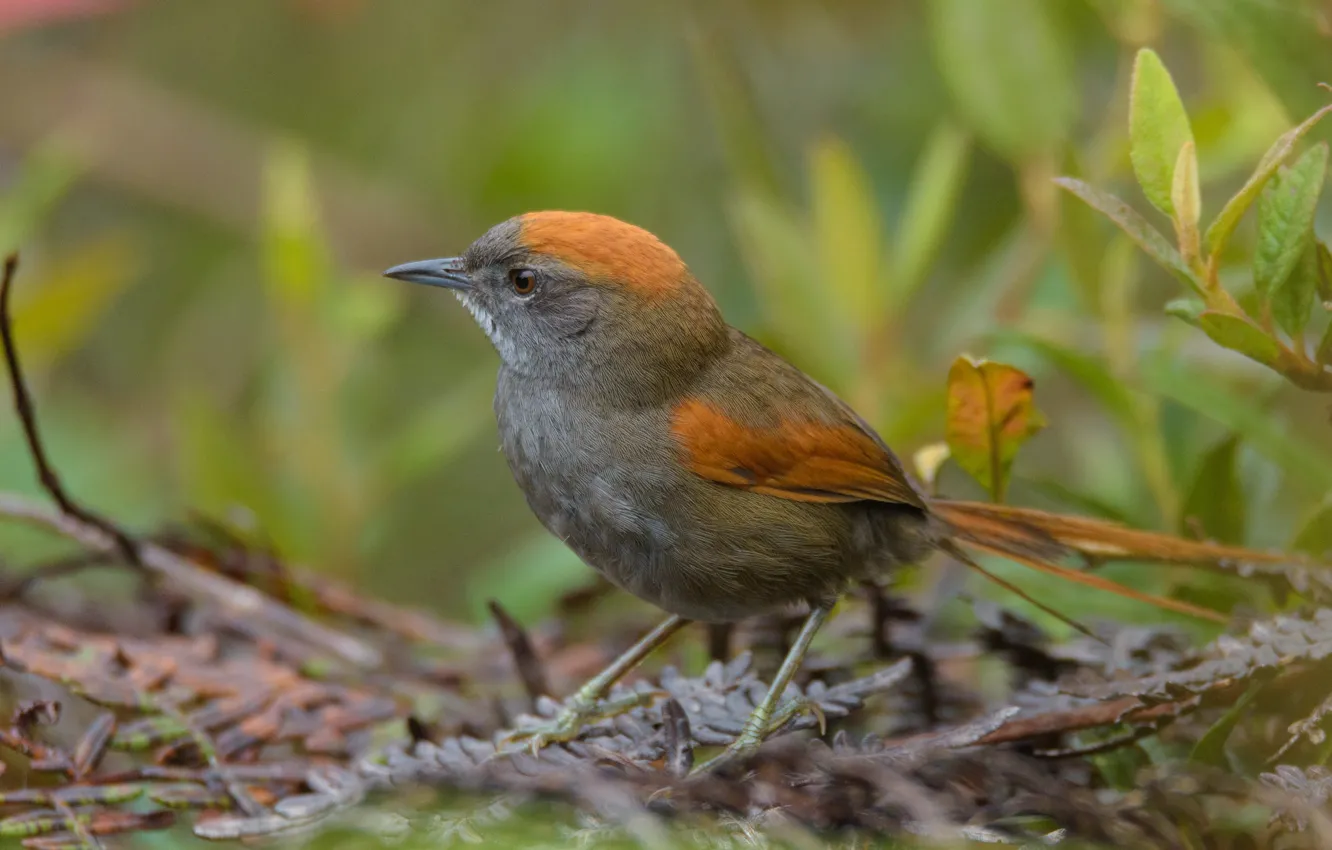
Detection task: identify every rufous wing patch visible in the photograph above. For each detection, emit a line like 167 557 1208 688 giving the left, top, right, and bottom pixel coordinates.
670 398 925 508
519 211 688 299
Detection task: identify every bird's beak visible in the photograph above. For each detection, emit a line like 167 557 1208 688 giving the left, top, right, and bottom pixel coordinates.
382 257 472 290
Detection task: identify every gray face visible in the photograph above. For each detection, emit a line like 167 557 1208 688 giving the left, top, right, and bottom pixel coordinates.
384 217 606 379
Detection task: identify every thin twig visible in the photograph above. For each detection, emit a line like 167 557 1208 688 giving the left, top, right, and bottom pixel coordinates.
0 492 380 668
0 551 118 601
1031 724 1160 759
973 695 1197 746
1 254 140 569
487 599 550 706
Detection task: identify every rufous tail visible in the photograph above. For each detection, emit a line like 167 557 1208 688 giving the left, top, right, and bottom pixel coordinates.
931 500 1313 624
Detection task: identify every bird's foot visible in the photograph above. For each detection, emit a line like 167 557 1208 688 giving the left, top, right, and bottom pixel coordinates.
693 695 827 773
766 694 828 737
497 691 655 757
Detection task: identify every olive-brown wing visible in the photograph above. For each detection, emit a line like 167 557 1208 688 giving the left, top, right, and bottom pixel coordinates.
669 397 927 509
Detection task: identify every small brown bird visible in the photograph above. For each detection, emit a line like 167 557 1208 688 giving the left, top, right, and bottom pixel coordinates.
385 211 1305 765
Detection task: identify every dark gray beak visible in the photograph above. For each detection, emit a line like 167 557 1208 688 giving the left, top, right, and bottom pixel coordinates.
382 257 472 290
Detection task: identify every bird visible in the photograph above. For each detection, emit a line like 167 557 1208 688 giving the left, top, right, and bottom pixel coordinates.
384 210 1310 767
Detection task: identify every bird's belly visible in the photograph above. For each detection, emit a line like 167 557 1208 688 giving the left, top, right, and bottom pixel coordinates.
510 456 884 621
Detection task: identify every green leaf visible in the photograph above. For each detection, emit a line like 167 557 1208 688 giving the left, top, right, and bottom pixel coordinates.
1197 311 1282 366
892 122 970 307
994 332 1138 429
467 533 589 624
1129 48 1195 218
1000 331 1179 527
1054 177 1202 293
1273 242 1322 340
1159 0 1332 120
1141 357 1332 488
1190 676 1269 768
375 367 495 493
728 190 853 381
1206 103 1332 256
1292 497 1332 557
1318 319 1332 366
262 140 328 311
328 275 406 345
928 0 1075 160
1310 239 1332 306
0 148 82 255
1181 436 1245 543
945 356 1046 502
686 27 783 201
1254 142 1327 313
811 137 883 336
1165 297 1207 327
1316 240 1332 303
172 390 279 544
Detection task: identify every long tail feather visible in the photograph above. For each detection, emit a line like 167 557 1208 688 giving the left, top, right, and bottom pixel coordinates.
938 540 1103 639
930 499 1300 624
962 540 1227 623
934 500 1303 566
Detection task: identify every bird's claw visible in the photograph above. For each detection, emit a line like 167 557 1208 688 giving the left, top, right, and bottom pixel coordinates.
497 703 591 756
768 694 827 736
497 690 660 757
694 695 828 773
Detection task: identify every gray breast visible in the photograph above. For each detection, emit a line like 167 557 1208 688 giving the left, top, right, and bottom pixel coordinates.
494 371 679 596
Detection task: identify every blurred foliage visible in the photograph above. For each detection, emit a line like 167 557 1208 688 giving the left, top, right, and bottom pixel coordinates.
0 0 1330 636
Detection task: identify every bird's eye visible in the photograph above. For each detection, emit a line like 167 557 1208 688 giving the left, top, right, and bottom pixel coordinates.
508 268 537 296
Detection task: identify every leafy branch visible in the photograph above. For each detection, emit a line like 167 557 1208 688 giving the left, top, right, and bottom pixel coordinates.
1058 49 1332 391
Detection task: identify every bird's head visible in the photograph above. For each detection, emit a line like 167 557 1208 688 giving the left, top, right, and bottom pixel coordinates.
385 212 728 397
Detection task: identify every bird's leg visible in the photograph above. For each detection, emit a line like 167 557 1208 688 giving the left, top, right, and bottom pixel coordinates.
696 600 835 772
500 614 690 753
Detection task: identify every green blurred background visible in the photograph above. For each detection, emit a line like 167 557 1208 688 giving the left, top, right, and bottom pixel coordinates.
1 0 1330 628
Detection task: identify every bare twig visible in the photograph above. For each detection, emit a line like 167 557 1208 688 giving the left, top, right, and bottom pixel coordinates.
0 492 380 668
1 254 140 569
487 600 550 706
0 551 118 601
974 696 1198 747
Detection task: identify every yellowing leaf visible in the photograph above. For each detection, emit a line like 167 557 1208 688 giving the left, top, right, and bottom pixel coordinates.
262 140 328 311
1129 48 1195 218
11 235 136 371
911 442 951 492
945 356 1046 502
1171 140 1201 262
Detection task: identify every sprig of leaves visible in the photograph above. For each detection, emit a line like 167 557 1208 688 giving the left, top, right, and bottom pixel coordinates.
1059 49 1332 391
